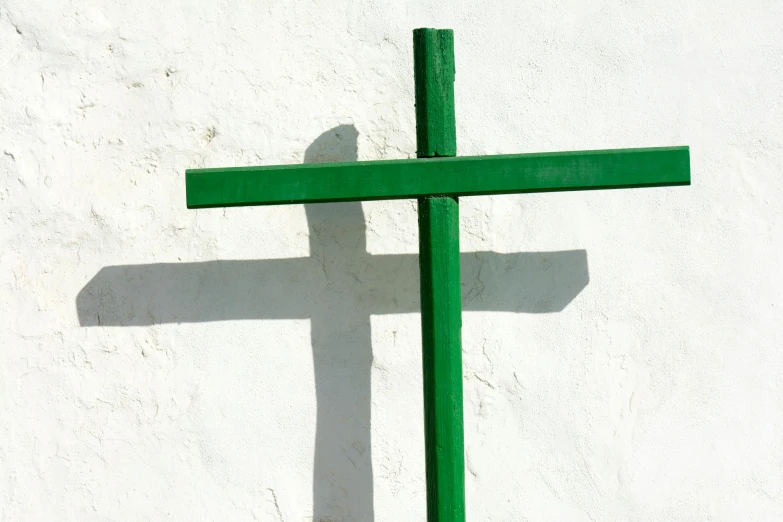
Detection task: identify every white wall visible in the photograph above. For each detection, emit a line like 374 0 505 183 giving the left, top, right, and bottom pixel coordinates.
2 1 782 520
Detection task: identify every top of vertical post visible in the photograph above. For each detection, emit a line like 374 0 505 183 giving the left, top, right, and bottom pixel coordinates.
413 28 457 158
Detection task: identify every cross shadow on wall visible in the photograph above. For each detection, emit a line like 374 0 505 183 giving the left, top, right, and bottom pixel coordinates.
76 125 589 521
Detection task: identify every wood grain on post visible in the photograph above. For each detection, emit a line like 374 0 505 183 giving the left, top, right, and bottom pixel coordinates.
414 28 457 158
414 27 466 522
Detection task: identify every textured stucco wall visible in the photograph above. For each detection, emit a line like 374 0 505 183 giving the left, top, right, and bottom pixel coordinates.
2 1 782 520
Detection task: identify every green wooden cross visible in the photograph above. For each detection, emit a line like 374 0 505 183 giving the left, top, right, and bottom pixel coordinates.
185 28 689 522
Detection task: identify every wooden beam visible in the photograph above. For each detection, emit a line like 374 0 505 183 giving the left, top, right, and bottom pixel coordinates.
418 197 465 522
414 28 456 157
186 146 690 209
414 28 466 522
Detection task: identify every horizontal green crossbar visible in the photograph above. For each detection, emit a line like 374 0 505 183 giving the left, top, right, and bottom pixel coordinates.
186 146 690 208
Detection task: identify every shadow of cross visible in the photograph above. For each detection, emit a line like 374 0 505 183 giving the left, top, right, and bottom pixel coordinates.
76 125 590 521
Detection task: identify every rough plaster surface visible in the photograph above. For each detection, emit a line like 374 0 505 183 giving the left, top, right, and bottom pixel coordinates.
1 1 782 520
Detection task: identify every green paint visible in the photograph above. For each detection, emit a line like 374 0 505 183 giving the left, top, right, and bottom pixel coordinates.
419 198 465 522
186 146 690 208
182 26 691 522
414 28 465 522
414 28 457 157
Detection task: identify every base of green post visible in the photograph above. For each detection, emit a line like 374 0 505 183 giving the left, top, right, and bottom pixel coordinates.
418 196 465 522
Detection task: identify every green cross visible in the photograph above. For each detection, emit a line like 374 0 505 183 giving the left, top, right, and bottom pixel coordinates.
185 28 690 522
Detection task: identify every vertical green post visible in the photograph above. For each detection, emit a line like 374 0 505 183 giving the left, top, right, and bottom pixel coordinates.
414 28 465 522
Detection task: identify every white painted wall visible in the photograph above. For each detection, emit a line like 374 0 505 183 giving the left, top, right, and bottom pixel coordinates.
2 1 782 520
